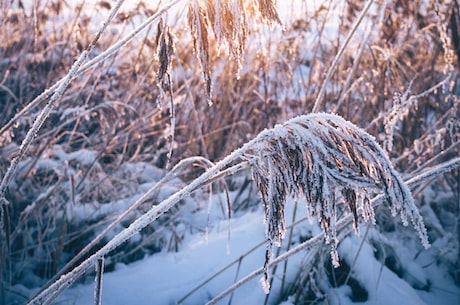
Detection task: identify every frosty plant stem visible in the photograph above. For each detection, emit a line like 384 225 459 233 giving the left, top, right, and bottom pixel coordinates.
94 257 104 305
27 113 436 304
0 0 126 204
26 129 253 305
35 157 218 295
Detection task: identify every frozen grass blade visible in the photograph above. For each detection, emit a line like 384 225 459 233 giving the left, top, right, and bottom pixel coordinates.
188 0 213 103
94 258 104 305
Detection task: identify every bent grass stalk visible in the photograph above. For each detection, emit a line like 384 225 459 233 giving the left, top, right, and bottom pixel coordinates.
205 156 460 305
32 156 215 298
26 130 253 305
26 113 437 304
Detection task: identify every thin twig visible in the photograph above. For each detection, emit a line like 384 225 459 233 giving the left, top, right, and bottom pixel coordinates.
94 257 104 305
312 0 375 113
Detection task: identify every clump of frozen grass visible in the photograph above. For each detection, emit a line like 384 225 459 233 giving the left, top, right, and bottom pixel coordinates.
205 156 460 305
25 113 433 305
242 113 430 291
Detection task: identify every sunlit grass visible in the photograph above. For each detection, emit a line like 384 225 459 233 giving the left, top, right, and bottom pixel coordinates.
0 0 458 304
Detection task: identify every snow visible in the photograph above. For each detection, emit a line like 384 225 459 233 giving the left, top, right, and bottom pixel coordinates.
332 233 460 305
13 169 449 305
38 193 458 305
334 236 426 305
55 207 278 305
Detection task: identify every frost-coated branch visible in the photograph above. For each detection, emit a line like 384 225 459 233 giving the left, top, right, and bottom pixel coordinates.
405 156 460 186
205 156 460 305
25 140 254 305
33 156 215 297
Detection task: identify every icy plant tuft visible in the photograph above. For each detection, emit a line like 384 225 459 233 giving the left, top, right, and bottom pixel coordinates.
243 113 430 292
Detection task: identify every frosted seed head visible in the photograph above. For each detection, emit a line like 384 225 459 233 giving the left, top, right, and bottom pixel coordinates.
245 113 430 283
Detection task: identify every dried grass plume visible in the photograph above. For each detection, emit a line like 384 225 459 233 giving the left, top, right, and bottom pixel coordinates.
242 113 430 292
187 0 281 102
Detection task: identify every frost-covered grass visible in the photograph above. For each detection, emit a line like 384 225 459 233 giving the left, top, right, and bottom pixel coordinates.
0 0 459 305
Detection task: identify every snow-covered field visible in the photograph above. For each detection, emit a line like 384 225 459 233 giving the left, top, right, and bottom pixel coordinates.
49 196 458 305
3 1 459 305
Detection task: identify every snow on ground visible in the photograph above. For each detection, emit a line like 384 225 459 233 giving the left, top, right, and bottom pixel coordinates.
55 204 299 305
331 235 459 305
46 194 459 305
